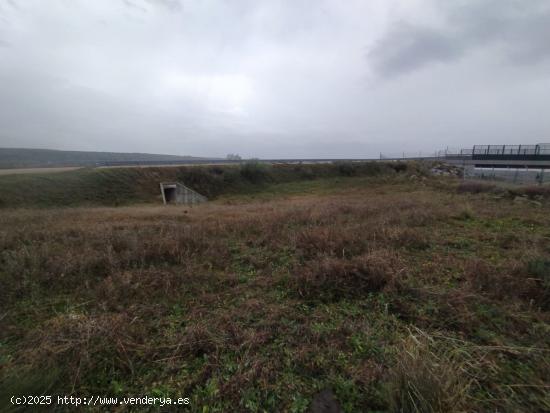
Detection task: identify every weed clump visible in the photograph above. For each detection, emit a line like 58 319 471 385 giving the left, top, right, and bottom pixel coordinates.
526 258 550 309
456 181 498 194
295 225 365 259
511 185 550 199
464 259 550 310
388 227 431 250
456 181 550 202
293 251 401 301
22 312 139 387
388 333 472 413
454 205 475 221
388 329 550 413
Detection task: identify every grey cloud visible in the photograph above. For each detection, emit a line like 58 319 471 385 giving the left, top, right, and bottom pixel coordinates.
6 0 20 10
452 1 550 64
122 0 182 13
0 1 548 158
144 0 181 11
369 0 550 77
122 0 148 13
368 23 461 76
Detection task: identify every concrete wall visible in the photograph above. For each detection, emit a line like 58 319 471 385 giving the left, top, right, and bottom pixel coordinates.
160 182 207 205
464 167 550 184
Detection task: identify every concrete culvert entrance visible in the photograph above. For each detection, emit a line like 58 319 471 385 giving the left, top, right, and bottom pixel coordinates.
162 185 177 204
159 182 207 205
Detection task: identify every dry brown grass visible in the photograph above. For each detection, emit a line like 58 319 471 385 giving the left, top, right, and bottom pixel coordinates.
456 180 550 200
293 251 403 301
1 181 549 411
464 259 549 309
388 331 473 413
456 181 499 194
0 167 82 176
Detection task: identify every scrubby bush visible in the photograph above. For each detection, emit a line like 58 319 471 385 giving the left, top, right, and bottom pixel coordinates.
239 161 272 184
293 164 315 180
336 161 358 177
176 167 225 197
209 166 225 175
358 162 390 176
391 162 408 173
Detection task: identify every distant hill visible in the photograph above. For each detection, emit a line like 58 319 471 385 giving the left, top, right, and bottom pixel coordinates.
0 148 217 169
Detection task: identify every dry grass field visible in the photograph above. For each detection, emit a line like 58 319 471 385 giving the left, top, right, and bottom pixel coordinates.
1 175 549 411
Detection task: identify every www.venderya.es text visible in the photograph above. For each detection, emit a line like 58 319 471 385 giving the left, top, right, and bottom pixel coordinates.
10 395 190 407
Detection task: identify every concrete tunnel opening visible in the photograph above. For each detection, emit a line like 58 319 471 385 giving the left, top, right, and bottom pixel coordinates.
162 186 177 204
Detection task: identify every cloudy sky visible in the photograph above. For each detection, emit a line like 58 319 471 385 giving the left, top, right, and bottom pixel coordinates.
0 0 549 158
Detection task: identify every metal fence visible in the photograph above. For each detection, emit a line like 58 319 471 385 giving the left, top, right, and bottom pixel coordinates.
379 148 471 159
472 144 550 156
379 151 445 159
464 166 550 184
380 143 550 160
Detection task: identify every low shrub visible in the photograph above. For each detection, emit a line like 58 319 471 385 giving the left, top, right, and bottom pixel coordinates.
454 205 475 221
511 185 550 199
391 162 408 173
239 161 272 184
456 181 498 194
336 161 358 177
527 258 550 309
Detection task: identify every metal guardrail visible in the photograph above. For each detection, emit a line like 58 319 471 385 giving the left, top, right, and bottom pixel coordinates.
474 144 538 156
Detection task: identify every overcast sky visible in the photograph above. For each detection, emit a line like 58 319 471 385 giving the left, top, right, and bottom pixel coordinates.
0 0 549 158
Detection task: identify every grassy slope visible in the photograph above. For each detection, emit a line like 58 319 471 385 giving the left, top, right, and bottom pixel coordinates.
0 161 403 208
1 175 549 412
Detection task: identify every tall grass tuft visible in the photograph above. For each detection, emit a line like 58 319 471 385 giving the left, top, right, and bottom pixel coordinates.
388 332 473 413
